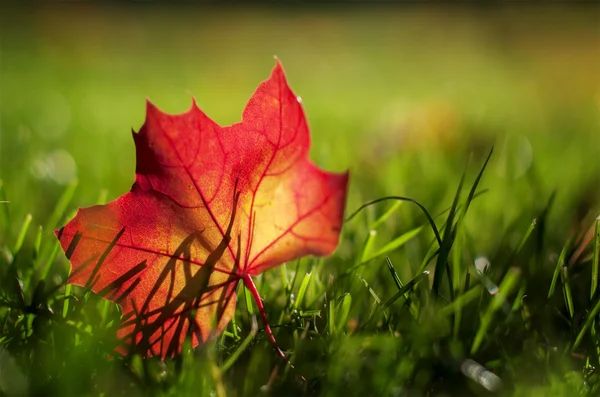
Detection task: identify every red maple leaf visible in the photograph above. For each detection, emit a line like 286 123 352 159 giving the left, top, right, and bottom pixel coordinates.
55 61 349 360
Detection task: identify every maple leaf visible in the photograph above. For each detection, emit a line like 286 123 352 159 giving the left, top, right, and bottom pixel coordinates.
55 61 349 360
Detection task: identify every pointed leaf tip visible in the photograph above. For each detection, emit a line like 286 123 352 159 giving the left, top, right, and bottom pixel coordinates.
144 98 160 117
271 58 286 78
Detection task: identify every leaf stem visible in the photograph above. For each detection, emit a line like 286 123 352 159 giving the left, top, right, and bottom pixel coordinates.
242 273 305 382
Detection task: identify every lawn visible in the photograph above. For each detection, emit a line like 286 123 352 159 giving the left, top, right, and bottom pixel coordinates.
1 4 599 396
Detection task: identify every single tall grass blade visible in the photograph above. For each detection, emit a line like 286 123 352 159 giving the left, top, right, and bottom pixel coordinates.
293 272 313 311
574 294 600 350
386 257 403 291
45 179 78 233
548 242 570 299
12 213 32 257
591 216 600 300
561 265 575 319
514 218 537 256
362 225 424 264
432 171 464 298
458 147 494 226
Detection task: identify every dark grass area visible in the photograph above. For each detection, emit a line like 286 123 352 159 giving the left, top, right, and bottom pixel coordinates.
1 4 599 396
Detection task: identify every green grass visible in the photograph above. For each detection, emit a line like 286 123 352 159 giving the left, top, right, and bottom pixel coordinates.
1 5 600 396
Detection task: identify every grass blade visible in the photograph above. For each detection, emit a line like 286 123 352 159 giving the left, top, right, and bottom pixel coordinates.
548 242 570 299
383 270 429 310
293 272 312 311
33 225 43 260
432 171 465 297
361 230 378 263
471 268 521 354
12 213 32 256
591 217 600 300
438 285 483 317
335 293 352 336
62 284 72 318
452 228 465 336
45 179 78 232
561 265 575 319
459 147 494 225
362 225 424 263
221 315 258 372
372 201 402 230
38 240 60 280
357 275 388 323
328 297 336 336
386 257 403 290
515 218 537 255
346 196 442 247
574 294 600 350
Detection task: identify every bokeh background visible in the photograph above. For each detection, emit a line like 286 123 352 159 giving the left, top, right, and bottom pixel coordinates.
1 3 599 396
2 4 599 223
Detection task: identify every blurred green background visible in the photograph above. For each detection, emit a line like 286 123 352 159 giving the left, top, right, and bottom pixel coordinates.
2 4 598 223
1 4 599 396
